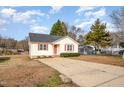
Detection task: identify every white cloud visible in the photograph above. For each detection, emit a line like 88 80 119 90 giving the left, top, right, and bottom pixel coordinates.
76 18 95 28
76 18 114 34
74 19 80 24
76 21 90 28
75 7 106 31
0 8 16 17
46 14 50 19
0 8 47 24
0 19 7 26
30 24 48 33
84 8 106 18
50 6 63 14
0 8 49 33
0 19 8 31
12 10 45 23
76 6 96 15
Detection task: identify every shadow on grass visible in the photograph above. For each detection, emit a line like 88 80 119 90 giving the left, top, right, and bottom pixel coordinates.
0 56 10 64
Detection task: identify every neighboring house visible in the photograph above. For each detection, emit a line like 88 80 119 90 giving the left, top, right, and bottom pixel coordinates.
78 45 95 55
102 32 124 55
28 33 78 58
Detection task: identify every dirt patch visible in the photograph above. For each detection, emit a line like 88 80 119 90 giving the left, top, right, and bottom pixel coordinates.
70 55 124 67
0 55 77 87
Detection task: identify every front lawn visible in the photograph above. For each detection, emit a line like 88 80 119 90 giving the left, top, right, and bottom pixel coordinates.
70 55 124 67
0 55 77 87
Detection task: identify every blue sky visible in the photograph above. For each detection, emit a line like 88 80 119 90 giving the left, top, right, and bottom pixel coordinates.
0 6 122 40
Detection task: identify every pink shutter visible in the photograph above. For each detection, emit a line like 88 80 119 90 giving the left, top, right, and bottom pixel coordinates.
65 44 66 51
73 45 74 51
46 43 48 50
38 43 40 50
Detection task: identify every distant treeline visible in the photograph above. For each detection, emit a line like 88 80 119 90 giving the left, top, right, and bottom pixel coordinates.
0 35 28 51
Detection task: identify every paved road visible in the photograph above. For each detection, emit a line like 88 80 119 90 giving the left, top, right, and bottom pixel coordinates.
39 57 124 87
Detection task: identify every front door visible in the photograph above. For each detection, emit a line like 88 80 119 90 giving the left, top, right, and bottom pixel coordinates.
54 45 57 55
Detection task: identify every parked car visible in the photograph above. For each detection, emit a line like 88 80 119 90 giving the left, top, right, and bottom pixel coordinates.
17 49 24 54
119 50 124 55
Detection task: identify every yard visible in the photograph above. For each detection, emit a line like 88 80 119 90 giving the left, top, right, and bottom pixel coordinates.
70 55 124 67
0 55 76 87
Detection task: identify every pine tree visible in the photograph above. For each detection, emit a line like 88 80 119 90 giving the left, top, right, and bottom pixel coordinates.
61 22 68 35
85 19 112 53
50 20 68 36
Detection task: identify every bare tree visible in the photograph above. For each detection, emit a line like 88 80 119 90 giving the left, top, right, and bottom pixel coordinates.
111 7 124 34
0 35 28 51
111 7 124 58
15 37 28 51
68 25 82 40
77 35 84 44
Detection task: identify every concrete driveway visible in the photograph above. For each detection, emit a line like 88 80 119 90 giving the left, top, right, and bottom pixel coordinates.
39 57 124 87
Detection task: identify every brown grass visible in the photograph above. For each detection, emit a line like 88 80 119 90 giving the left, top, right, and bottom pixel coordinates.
70 55 124 67
0 55 77 87
0 55 57 87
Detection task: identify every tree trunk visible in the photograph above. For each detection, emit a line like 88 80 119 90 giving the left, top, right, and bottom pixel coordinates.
96 45 100 55
94 47 97 55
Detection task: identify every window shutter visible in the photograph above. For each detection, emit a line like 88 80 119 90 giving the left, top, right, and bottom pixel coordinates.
65 44 66 51
73 45 74 51
38 43 40 50
46 43 48 50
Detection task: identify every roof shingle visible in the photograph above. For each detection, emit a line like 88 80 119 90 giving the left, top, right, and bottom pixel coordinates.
29 33 63 42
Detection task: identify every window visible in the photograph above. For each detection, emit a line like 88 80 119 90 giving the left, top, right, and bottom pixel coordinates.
120 42 124 48
39 44 48 50
112 44 117 48
67 44 73 51
44 44 47 50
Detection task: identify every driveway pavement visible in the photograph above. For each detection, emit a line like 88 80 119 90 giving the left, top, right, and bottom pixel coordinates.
39 57 124 87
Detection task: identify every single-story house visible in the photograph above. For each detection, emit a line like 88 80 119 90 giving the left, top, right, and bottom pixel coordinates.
28 33 79 58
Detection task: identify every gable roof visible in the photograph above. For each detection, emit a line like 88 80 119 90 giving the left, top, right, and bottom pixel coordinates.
52 36 79 44
29 33 63 42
